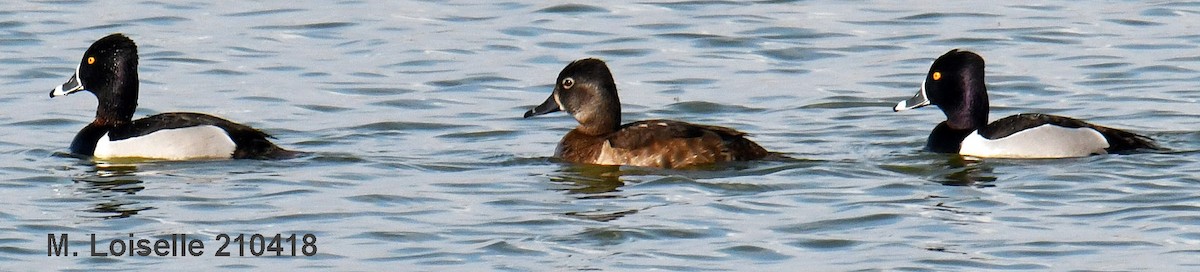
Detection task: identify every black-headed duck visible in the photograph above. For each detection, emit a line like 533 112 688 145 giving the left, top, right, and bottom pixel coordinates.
50 33 295 160
894 49 1158 158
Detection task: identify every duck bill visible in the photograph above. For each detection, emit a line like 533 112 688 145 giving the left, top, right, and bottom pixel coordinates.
50 70 84 98
523 92 563 118
893 81 931 112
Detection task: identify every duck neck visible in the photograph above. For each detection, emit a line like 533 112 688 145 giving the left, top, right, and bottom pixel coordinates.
574 102 621 136
93 67 138 127
575 111 620 136
944 74 989 131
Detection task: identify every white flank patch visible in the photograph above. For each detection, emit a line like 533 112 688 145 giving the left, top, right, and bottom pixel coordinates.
93 125 236 160
593 140 625 166
959 124 1109 159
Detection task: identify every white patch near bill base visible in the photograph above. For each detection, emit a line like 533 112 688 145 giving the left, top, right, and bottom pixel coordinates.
959 124 1109 158
93 125 236 160
894 78 930 111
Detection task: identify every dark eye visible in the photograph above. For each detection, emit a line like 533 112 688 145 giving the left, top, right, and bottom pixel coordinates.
561 77 574 89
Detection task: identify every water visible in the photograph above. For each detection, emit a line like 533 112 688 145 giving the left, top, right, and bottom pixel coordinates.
2 1 1199 271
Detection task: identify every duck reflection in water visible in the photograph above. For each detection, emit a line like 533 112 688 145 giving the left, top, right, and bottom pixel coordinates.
74 162 153 219
935 156 997 187
549 164 625 195
545 160 784 195
547 164 644 222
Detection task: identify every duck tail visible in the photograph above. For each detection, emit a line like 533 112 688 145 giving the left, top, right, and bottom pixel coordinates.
1095 126 1164 153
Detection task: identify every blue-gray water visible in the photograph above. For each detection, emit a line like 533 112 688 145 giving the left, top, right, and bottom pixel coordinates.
3 1 1200 271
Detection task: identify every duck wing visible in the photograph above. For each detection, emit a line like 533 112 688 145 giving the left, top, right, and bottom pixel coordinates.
980 113 1159 152
110 112 295 159
604 120 769 167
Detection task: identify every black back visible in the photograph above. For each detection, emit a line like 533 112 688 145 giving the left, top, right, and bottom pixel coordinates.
979 113 1159 153
133 113 294 159
67 113 295 159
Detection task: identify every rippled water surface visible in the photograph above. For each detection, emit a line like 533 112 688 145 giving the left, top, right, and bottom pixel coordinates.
3 1 1200 271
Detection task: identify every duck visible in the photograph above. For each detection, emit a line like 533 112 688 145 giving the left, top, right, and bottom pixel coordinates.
523 58 769 168
893 49 1159 158
50 33 295 160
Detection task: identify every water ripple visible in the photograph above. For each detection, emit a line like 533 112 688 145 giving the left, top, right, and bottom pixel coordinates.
252 22 357 30
536 4 609 14
4 1 1200 271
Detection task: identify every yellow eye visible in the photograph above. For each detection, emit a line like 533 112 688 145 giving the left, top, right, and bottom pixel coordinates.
87 57 95 65
932 71 941 81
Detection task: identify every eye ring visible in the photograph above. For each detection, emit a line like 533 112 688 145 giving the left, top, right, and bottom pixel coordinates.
932 71 942 81
561 77 574 89
87 57 95 65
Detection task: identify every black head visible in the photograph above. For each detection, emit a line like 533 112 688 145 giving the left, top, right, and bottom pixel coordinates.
893 49 989 130
51 33 140 125
523 58 622 135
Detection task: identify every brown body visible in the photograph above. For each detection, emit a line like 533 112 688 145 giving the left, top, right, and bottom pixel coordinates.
524 58 771 169
555 120 769 168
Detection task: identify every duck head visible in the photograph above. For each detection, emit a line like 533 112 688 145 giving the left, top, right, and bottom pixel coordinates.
524 58 622 135
894 49 989 130
51 33 140 125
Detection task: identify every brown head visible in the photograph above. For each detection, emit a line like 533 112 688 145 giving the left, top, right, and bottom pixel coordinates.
523 58 622 135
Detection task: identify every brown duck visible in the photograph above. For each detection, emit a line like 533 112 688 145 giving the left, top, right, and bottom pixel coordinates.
524 58 769 168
